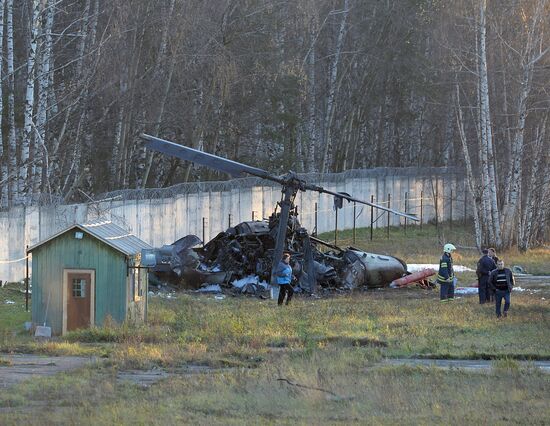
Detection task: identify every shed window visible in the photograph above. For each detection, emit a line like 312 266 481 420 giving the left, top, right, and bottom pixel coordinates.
72 279 86 298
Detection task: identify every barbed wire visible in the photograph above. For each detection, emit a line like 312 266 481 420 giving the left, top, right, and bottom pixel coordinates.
1 167 464 209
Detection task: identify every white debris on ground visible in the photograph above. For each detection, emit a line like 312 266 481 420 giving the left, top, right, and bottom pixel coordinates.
231 275 269 293
407 264 474 273
454 286 539 296
148 291 177 299
196 284 222 293
455 287 478 295
4 300 16 304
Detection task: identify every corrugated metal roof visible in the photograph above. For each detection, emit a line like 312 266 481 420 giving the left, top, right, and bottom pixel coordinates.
81 220 152 255
28 220 152 256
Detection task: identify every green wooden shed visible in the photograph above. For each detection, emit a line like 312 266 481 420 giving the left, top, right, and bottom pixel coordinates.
27 220 152 335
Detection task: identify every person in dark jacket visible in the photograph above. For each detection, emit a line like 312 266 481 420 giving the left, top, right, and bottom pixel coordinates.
274 253 294 306
437 243 456 301
487 248 499 302
476 248 497 304
488 260 515 318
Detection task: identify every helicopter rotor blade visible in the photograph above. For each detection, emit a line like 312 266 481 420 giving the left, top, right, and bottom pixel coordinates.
306 184 419 222
143 134 418 221
141 134 285 184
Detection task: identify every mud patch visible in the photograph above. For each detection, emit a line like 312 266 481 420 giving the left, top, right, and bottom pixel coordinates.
117 365 235 387
117 369 169 387
0 354 97 388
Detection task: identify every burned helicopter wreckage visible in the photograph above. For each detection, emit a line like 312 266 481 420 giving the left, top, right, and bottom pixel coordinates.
148 209 409 294
141 134 420 295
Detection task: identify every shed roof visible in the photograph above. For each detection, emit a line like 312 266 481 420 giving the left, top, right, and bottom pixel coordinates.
27 220 152 256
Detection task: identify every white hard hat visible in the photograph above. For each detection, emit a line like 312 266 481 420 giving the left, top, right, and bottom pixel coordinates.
444 243 456 253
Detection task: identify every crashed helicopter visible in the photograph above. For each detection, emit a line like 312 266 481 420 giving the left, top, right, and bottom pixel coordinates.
141 134 423 294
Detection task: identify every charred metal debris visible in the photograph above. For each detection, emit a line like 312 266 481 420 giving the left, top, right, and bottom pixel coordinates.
148 210 412 297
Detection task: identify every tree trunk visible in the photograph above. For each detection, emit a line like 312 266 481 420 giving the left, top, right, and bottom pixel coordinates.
22 0 43 196
477 0 497 245
35 0 55 194
141 0 176 188
305 13 318 172
456 80 482 249
0 0 5 206
6 0 17 204
519 117 547 251
321 0 349 174
500 0 547 247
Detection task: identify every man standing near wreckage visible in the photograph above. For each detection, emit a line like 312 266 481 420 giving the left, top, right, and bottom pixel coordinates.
437 243 456 301
476 248 497 304
488 260 514 318
275 253 294 306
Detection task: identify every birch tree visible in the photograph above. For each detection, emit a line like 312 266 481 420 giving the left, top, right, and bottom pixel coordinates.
500 0 549 247
6 0 17 204
34 0 55 194
22 0 43 195
321 0 349 174
0 0 5 206
141 0 177 188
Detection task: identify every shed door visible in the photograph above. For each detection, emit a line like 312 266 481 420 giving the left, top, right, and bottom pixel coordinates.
66 272 93 331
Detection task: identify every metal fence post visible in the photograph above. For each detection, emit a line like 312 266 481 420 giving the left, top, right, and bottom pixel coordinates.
370 195 374 241
434 182 439 229
202 217 207 246
353 202 356 245
464 187 467 225
404 192 408 235
420 190 423 230
450 189 453 230
26 246 29 312
387 193 391 239
228 213 232 228
314 202 318 236
252 210 255 221
334 208 338 246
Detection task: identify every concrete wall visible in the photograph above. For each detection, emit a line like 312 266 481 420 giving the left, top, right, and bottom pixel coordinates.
0 167 467 282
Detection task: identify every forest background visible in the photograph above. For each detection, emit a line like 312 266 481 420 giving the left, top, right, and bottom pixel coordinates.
0 0 548 250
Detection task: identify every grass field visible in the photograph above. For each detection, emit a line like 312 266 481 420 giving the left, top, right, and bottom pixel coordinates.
1 223 549 424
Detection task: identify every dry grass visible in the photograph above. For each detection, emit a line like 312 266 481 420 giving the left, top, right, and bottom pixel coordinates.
1 226 549 424
1 349 549 425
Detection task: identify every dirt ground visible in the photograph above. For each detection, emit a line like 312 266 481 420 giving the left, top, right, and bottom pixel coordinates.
2 353 550 392
0 354 97 388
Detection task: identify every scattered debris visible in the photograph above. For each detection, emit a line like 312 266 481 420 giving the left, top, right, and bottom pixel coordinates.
4 300 15 304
